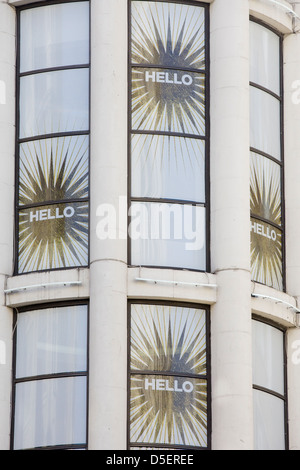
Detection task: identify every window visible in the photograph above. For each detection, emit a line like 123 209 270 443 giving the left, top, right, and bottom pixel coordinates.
11 303 88 450
16 1 90 274
252 318 287 450
129 302 210 449
250 20 284 291
129 0 209 271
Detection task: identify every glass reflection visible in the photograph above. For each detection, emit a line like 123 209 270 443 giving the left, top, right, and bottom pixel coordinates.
250 21 280 95
252 320 284 395
131 134 205 202
250 86 281 160
16 305 88 378
253 389 285 450
20 1 89 73
13 376 87 450
130 202 206 271
19 68 89 139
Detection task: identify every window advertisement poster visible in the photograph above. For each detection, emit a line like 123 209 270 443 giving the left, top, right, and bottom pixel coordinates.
250 152 283 291
129 303 208 449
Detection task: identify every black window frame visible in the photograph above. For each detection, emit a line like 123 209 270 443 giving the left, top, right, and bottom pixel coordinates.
249 17 285 292
252 314 288 450
127 299 211 450
128 0 211 273
10 299 89 451
15 0 91 276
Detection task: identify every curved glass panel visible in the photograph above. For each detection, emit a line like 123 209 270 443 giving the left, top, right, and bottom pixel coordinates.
130 1 207 272
19 68 89 139
18 201 89 273
253 389 285 450
13 376 87 450
17 2 90 275
19 135 89 205
250 216 282 291
250 86 281 160
132 67 205 135
130 374 207 447
250 151 281 225
20 2 89 72
250 22 280 95
131 1 205 70
131 304 206 375
129 301 209 449
252 320 284 395
131 134 205 202
130 202 206 270
16 305 88 378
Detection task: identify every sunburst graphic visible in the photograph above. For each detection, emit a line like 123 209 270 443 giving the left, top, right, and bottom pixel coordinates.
131 1 205 69
250 153 282 290
131 1 206 135
19 135 89 205
17 136 89 273
19 68 90 140
250 152 281 224
130 304 207 448
18 202 89 273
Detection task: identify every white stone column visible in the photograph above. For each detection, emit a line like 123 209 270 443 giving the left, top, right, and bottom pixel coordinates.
284 13 300 450
210 0 253 449
88 0 128 449
0 1 15 450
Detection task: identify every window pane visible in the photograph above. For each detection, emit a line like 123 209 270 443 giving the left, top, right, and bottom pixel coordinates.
250 22 280 95
131 134 205 202
250 86 281 160
252 320 284 395
250 151 281 225
130 202 206 270
131 1 205 70
16 305 87 378
250 216 282 291
253 389 285 450
18 201 89 273
13 376 87 450
131 304 206 375
130 374 207 447
19 135 89 206
132 67 205 136
19 68 89 139
20 2 89 72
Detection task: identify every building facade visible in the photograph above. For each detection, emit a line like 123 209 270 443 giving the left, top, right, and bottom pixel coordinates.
0 0 300 451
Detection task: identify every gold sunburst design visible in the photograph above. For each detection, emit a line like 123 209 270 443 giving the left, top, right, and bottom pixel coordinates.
131 1 205 69
17 136 89 273
250 152 282 290
131 1 206 135
19 135 89 205
130 304 207 448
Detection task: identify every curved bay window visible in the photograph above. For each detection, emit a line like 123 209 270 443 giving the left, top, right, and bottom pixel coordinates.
250 20 284 291
129 0 209 271
129 302 210 450
252 318 287 450
11 302 88 450
16 1 90 274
